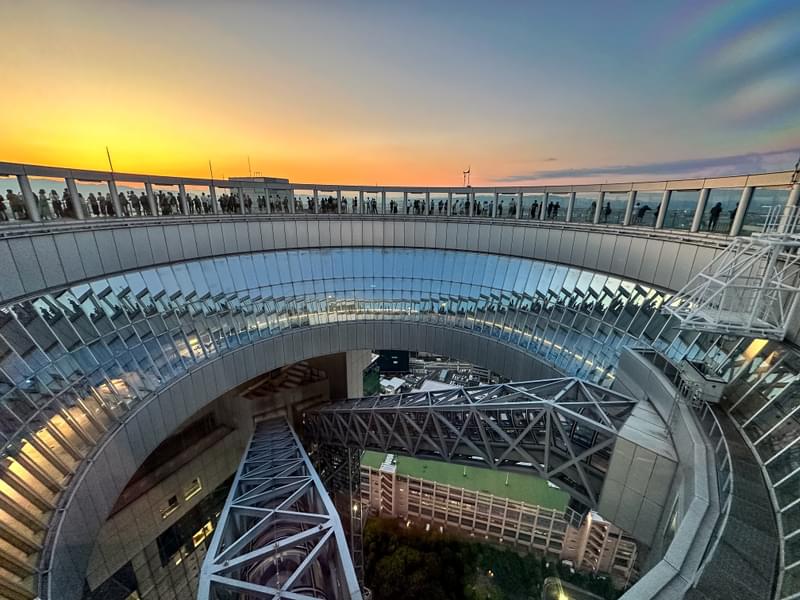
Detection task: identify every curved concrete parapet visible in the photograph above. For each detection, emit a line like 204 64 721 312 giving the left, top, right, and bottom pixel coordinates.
0 215 728 306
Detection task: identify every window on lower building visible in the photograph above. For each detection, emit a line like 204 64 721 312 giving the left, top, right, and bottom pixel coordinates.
161 495 179 520
184 477 202 501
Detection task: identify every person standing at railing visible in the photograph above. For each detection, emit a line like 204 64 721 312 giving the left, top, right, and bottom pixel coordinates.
709 202 722 231
38 189 52 220
602 201 611 223
50 190 62 218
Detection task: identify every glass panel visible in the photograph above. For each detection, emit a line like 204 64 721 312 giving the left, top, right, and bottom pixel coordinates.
600 193 627 225
0 175 28 222
293 189 315 214
742 187 791 236
341 191 359 214
545 193 567 222
28 176 68 221
115 181 152 217
702 188 741 234
474 192 494 218
317 190 337 214
522 193 544 220
269 189 291 214
662 190 698 231
385 191 402 215
185 184 211 216
451 193 469 216
496 193 516 219
407 192 426 216
153 184 182 216
632 192 661 227
430 193 448 217
77 180 115 218
571 192 599 223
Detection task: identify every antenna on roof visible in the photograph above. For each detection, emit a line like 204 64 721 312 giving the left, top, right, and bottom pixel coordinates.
463 166 471 187
209 160 214 183
248 156 253 178
105 146 115 174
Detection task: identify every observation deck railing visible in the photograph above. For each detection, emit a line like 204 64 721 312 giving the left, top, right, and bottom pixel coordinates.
0 160 798 240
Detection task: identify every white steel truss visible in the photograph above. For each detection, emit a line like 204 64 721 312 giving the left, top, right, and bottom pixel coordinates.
304 378 638 509
664 207 800 340
198 418 363 600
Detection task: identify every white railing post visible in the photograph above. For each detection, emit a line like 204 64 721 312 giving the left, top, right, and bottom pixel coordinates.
566 191 576 222
108 179 122 217
447 191 453 216
516 191 522 220
730 186 753 236
17 174 40 221
66 177 85 219
691 188 710 233
541 191 549 221
623 190 636 226
207 184 218 214
178 183 189 215
655 190 670 229
594 191 605 224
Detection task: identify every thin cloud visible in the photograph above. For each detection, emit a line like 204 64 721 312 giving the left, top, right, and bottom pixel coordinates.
496 149 800 183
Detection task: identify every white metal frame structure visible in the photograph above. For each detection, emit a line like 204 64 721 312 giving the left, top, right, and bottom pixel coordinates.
304 378 638 510
198 418 363 600
665 207 800 340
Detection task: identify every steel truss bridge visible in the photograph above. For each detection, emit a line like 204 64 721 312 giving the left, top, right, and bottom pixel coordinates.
198 418 363 600
305 378 637 510
201 378 640 599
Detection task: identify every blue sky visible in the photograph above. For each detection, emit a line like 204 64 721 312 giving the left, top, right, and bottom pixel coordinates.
2 0 798 184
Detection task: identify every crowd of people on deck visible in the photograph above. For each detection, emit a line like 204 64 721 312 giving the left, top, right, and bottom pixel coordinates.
0 185 740 232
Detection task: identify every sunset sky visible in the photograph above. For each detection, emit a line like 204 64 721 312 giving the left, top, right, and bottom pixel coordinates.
2 0 799 185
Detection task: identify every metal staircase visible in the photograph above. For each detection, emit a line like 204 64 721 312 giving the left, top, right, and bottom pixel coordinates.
665 206 800 340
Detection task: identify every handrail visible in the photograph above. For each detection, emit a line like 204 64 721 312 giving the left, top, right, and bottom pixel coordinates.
631 347 733 582
0 160 798 238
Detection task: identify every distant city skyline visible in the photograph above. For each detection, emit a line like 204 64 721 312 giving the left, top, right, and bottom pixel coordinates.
2 0 798 185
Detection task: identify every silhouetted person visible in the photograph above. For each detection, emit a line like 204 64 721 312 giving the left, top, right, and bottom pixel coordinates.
709 202 722 230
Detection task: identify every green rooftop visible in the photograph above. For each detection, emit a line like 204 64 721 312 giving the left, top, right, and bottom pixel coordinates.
361 450 568 511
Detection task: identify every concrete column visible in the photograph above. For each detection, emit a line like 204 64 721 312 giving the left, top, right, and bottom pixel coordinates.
238 187 245 214
492 191 498 218
345 350 373 398
359 190 365 215
16 174 40 221
66 178 85 219
516 191 523 220
264 188 272 214
403 191 408 215
336 189 342 214
655 190 670 229
541 191 549 221
108 180 122 217
178 183 189 215
447 192 453 216
730 186 754 236
425 191 431 216
593 191 605 224
289 189 296 214
313 189 319 214
470 191 475 216
623 190 636 226
381 190 386 214
779 183 800 233
207 184 218 214
691 188 710 233
566 192 576 222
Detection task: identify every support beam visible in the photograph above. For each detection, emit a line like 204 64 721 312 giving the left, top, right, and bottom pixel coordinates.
199 417 362 600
